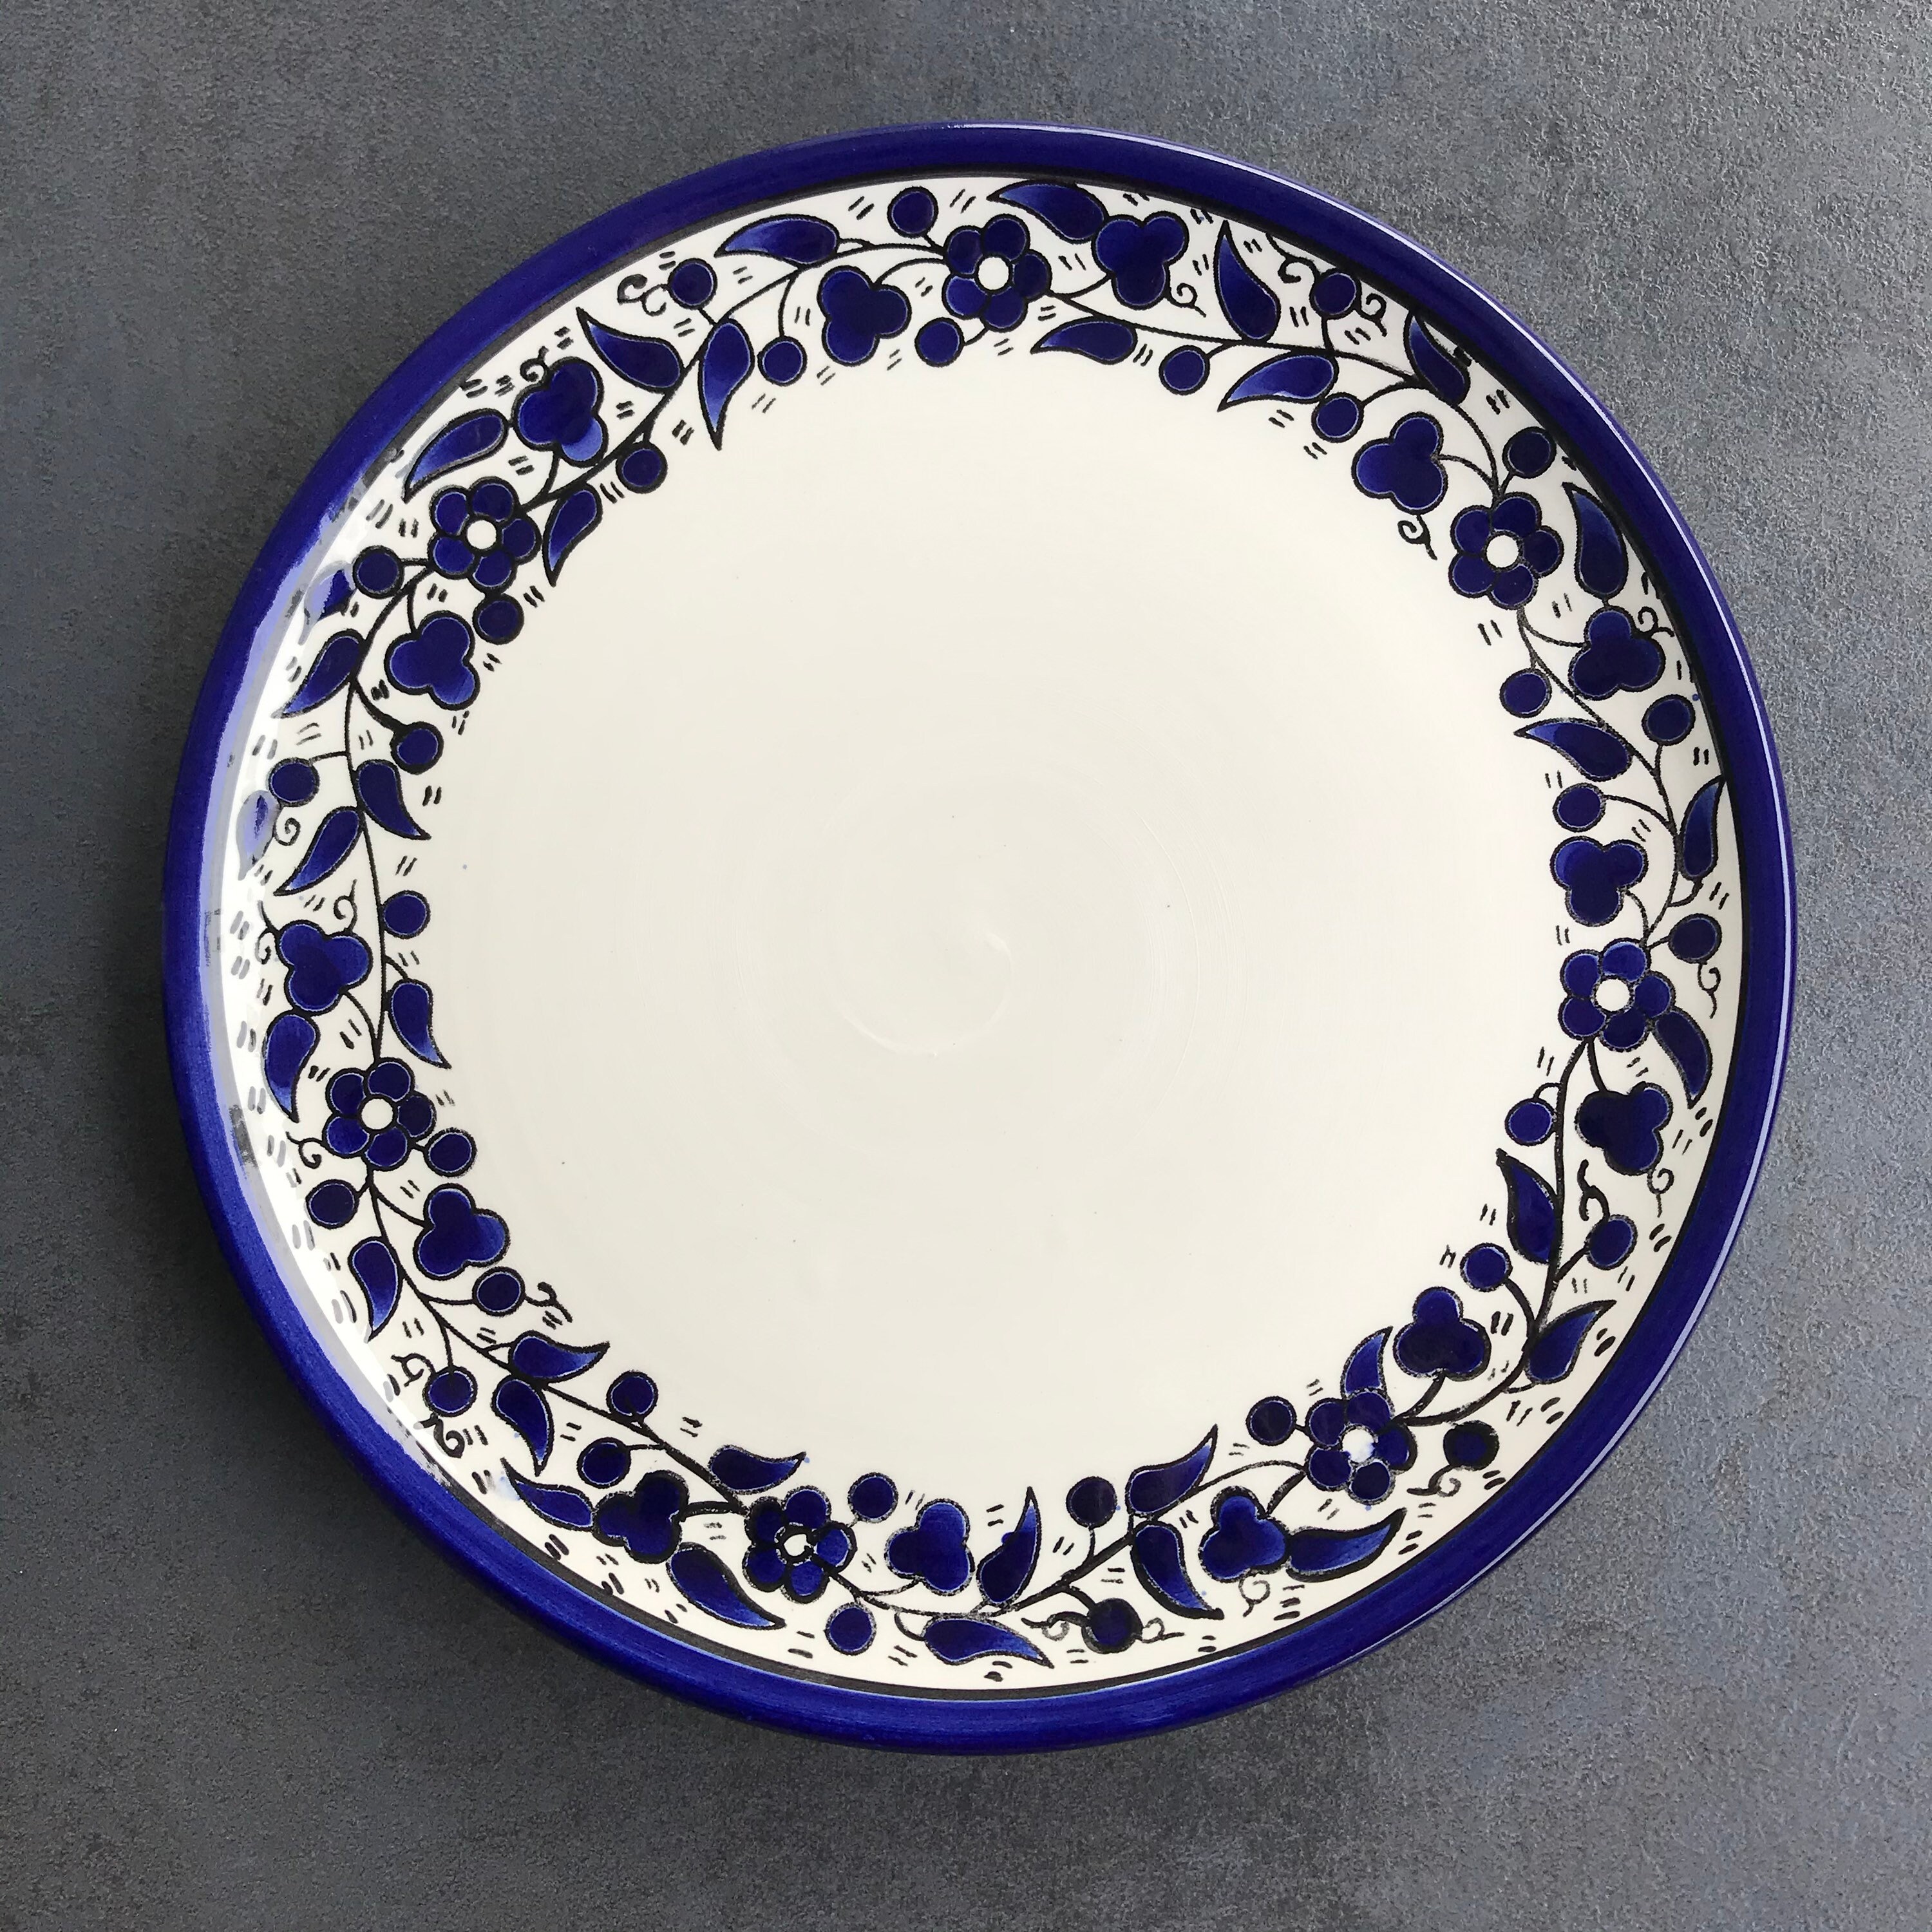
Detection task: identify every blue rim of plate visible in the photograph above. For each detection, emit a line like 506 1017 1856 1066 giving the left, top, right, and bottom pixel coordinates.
164 122 1794 1753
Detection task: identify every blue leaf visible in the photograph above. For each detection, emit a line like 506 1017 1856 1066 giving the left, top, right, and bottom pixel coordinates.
404 410 507 498
576 309 684 390
1285 1510 1403 1579
492 1376 554 1470
1341 1330 1388 1396
387 979 448 1066
352 760 426 838
1032 317 1136 364
544 486 600 582
1526 1302 1611 1383
275 806 360 895
1566 484 1629 600
278 630 362 716
719 214 840 265
348 1236 401 1332
708 1444 806 1493
1653 1009 1712 1102
1125 1428 1217 1515
923 1617 1048 1665
261 1012 317 1117
975 1490 1041 1605
992 180 1108 242
1213 224 1280 341
699 319 753 444
1497 1150 1558 1264
1518 718 1633 782
1680 777 1724 879
507 1332 608 1382
1405 314 1470 404
668 1543 783 1628
506 1468 596 1530
311 569 352 619
236 790 276 878
1220 351 1337 408
1131 1521 1222 1618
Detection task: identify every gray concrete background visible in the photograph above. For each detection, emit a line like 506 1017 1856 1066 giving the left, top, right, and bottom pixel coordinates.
3 2 1924 1926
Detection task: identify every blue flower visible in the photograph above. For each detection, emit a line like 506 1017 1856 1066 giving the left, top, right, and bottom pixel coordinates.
592 1470 688 1562
1093 211 1187 308
819 267 911 365
885 1499 972 1593
1448 494 1564 607
1551 835 1647 926
1559 940 1675 1049
321 1058 437 1169
513 357 605 464
1198 1490 1287 1581
1569 606 1664 699
425 477 538 591
386 612 478 709
744 1486 855 1602
412 1184 507 1279
277 920 371 1014
1305 1391 1416 1503
1353 413 1448 514
1393 1287 1491 1380
942 215 1051 331
1576 1081 1673 1175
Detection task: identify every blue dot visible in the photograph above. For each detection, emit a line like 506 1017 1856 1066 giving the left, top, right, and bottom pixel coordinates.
1554 784 1604 830
1086 1598 1142 1653
577 1439 632 1488
759 337 806 385
1065 1476 1117 1528
475 596 522 643
426 1367 477 1416
268 759 317 804
306 1180 358 1228
618 444 667 493
1505 1099 1555 1146
1586 1215 1637 1268
826 1604 875 1654
1444 1421 1498 1469
1159 346 1209 393
848 1472 897 1520
1245 1397 1296 1446
1643 694 1696 744
381 891 430 938
1500 669 1550 717
393 724 442 772
1311 270 1357 317
607 1371 658 1420
354 546 402 596
473 1268 523 1315
1667 914 1721 963
888 187 937 236
1312 393 1362 440
915 318 963 366
1461 1242 1511 1289
1503 427 1555 477
668 259 715 308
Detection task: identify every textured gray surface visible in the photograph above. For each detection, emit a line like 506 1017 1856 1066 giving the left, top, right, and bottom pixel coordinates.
2 1 1925 1926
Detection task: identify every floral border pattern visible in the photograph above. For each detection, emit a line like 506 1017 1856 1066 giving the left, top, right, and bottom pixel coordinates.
216 173 1739 1690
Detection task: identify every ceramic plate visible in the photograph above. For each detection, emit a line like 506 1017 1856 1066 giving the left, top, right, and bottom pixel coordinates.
165 124 1792 1751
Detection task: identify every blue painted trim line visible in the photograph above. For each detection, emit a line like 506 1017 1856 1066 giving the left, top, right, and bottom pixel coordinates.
163 122 1794 1752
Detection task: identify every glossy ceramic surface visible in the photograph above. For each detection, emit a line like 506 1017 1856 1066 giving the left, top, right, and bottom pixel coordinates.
164 124 1792 1750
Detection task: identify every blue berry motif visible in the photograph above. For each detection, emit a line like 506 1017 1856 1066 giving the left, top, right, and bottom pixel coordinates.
1551 835 1647 925
1575 1082 1674 1175
1394 1287 1491 1380
1093 211 1188 308
277 920 371 1014
819 265 911 365
593 1471 688 1562
1198 1491 1288 1581
513 357 605 464
1570 605 1664 699
1353 413 1449 513
387 612 478 710
886 1501 973 1593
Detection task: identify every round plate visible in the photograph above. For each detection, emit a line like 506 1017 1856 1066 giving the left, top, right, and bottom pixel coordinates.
164 124 1792 1751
